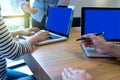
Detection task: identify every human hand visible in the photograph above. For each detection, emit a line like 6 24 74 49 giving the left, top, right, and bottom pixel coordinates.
34 30 50 41
28 30 50 46
30 7 38 14
22 27 40 36
81 34 108 54
22 2 38 14
62 68 93 80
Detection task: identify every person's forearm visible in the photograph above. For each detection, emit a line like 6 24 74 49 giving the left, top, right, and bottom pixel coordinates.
11 30 23 37
11 30 37 46
28 37 36 46
21 3 31 14
22 2 38 14
28 35 39 46
0 17 31 59
19 0 27 12
105 43 120 58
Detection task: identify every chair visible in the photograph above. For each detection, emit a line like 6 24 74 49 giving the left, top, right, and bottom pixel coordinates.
72 17 81 27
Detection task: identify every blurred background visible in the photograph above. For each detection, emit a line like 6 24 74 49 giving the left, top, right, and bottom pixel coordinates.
1 0 120 31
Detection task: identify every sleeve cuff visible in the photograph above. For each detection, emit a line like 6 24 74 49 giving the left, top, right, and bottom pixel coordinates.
19 40 32 53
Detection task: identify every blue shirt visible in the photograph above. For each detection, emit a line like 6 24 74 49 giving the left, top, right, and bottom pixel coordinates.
20 0 70 22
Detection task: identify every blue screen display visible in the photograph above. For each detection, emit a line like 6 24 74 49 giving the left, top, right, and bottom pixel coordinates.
83 9 120 40
46 7 72 36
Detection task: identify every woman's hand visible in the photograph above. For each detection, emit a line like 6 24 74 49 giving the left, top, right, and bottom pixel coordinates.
28 30 50 46
21 27 40 36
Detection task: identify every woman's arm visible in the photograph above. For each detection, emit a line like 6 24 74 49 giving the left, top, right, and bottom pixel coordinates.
0 3 50 61
11 27 40 37
0 17 49 60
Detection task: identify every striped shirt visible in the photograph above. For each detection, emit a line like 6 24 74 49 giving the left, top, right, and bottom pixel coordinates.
0 6 31 80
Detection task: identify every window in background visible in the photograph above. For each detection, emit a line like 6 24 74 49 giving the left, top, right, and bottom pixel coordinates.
4 18 25 31
1 0 30 31
1 0 31 68
1 0 24 16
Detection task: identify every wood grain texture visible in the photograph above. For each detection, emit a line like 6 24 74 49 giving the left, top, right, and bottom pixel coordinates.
24 27 120 80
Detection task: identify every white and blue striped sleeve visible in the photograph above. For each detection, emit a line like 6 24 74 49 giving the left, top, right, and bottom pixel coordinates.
0 16 32 60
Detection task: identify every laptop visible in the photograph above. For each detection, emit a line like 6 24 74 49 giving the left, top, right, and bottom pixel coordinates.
23 5 74 45
81 7 120 57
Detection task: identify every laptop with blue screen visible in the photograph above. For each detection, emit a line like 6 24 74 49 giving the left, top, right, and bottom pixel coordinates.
81 7 120 57
23 5 74 45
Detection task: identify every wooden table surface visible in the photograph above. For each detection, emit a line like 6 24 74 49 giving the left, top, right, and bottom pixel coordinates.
24 27 120 80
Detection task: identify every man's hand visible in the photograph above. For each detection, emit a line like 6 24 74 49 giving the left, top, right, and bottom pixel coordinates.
81 34 108 54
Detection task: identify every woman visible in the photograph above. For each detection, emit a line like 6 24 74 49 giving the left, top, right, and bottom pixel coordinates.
0 5 50 80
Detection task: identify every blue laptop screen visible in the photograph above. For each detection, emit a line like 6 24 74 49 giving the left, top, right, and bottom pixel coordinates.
82 7 120 41
46 7 72 37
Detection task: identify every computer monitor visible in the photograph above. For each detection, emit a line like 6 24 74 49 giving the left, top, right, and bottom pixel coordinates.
81 7 120 42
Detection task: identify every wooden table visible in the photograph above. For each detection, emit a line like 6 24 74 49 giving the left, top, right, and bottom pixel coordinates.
23 27 120 80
